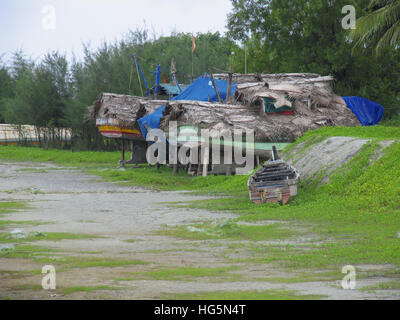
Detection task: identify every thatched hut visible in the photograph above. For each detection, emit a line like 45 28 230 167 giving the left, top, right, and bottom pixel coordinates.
159 76 359 143
88 73 360 172
88 93 166 164
89 93 166 140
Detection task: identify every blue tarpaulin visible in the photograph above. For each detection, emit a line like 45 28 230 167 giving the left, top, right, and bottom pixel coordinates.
138 75 236 138
342 96 384 126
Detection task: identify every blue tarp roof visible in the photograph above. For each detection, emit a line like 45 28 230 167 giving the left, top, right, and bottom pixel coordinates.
342 96 384 126
138 75 237 138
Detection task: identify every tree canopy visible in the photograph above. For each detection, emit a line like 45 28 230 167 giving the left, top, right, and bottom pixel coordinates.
0 2 399 150
350 0 400 54
227 0 400 109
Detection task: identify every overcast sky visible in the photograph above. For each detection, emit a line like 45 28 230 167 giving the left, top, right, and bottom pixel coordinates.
0 0 233 63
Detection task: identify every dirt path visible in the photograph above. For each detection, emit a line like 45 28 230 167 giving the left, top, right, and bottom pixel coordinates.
0 161 398 300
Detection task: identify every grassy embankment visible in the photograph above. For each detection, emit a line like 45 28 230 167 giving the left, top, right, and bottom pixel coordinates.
1 125 400 274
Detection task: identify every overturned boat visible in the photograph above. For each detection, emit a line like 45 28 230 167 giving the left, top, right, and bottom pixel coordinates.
248 147 299 205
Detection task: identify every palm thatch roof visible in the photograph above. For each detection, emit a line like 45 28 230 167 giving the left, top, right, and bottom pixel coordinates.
88 93 165 129
159 73 359 142
213 73 334 91
159 99 358 143
88 73 359 143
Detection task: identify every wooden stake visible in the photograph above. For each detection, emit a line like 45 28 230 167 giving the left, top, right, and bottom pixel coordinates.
191 51 194 83
226 52 235 102
121 139 125 166
202 146 209 177
209 71 223 103
244 44 247 74
226 164 232 176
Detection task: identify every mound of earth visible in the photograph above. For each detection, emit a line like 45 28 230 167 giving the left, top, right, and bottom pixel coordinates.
283 136 394 182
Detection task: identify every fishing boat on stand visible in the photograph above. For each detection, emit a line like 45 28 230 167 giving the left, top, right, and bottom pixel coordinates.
248 146 299 205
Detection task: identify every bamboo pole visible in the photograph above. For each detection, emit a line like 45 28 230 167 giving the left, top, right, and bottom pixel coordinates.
191 51 194 83
209 71 223 103
134 58 144 97
244 44 247 74
226 52 235 101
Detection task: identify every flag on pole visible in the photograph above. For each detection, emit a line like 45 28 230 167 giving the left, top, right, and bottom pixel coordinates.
192 34 196 53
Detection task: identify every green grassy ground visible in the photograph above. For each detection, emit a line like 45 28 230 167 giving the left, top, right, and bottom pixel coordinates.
1 125 400 271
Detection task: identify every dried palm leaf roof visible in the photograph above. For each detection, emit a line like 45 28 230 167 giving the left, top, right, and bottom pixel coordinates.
88 93 166 129
159 73 358 143
234 81 344 110
159 95 359 143
88 73 359 142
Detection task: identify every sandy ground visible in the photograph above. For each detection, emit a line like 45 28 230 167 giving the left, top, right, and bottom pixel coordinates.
0 161 399 300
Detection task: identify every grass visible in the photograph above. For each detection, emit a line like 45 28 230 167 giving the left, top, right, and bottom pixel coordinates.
0 244 58 259
118 266 238 281
90 165 248 193
1 125 400 273
61 285 121 295
256 270 346 283
0 146 123 167
164 289 324 300
33 256 149 269
0 243 148 270
13 284 43 291
159 136 400 269
157 221 301 241
15 168 49 173
0 231 103 244
0 220 49 230
361 281 400 291
0 145 248 193
0 201 28 214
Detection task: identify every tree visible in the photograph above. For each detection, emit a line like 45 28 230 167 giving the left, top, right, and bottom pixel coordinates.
0 63 13 123
226 0 400 110
350 0 400 54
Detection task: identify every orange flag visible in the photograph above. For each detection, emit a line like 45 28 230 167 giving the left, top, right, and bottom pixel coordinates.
192 34 196 53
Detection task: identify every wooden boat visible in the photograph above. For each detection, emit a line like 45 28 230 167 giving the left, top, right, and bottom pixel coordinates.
95 118 143 140
248 146 299 205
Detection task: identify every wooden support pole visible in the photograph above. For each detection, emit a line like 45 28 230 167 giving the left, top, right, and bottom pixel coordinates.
202 146 209 177
191 49 194 83
121 139 125 166
129 141 134 163
197 148 202 176
272 145 280 160
244 43 247 74
226 164 232 176
227 72 233 101
226 52 235 102
209 71 223 103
